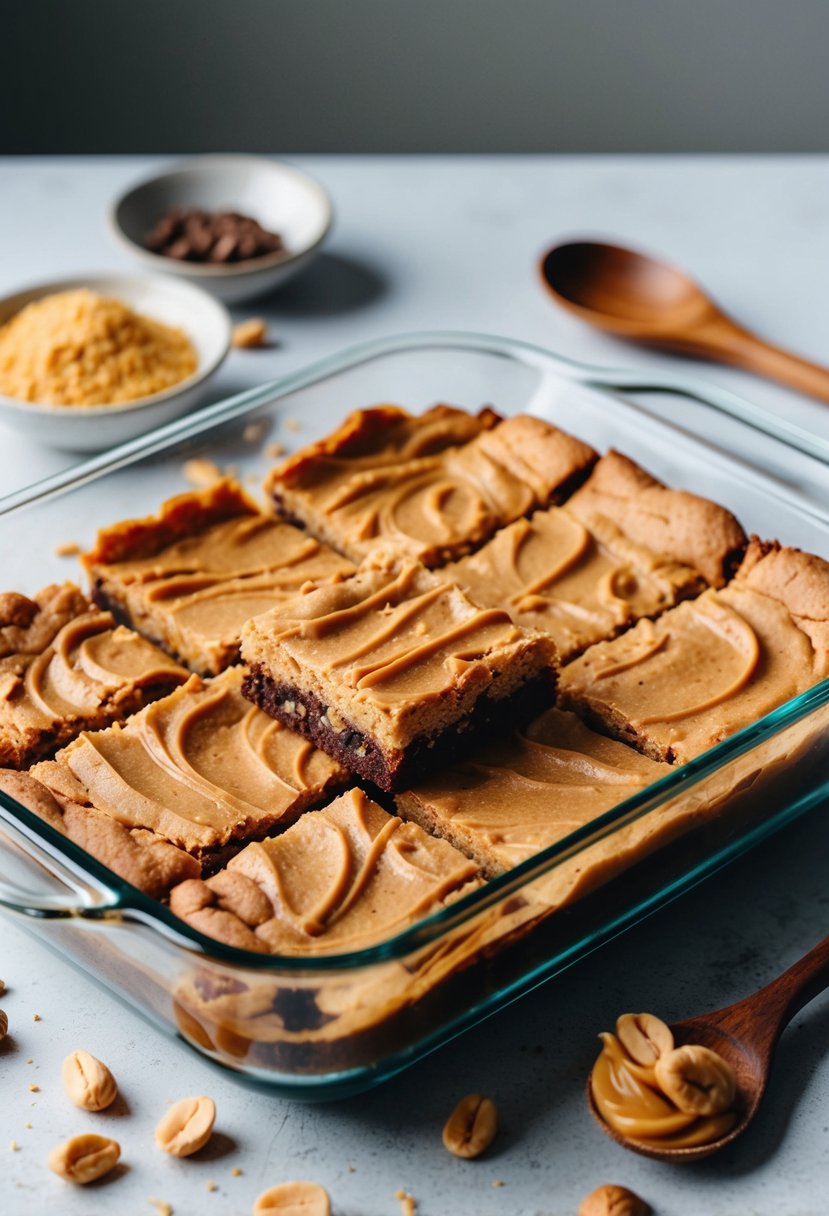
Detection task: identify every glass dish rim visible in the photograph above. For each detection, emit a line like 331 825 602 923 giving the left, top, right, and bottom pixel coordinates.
1 328 827 974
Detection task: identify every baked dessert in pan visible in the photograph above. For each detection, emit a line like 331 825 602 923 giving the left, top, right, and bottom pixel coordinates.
266 404 598 567
0 582 187 768
240 558 557 792
1 402 827 995
559 539 829 764
26 668 348 860
443 450 745 663
84 479 355 675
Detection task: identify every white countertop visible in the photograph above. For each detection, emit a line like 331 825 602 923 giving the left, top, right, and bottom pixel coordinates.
0 155 828 1216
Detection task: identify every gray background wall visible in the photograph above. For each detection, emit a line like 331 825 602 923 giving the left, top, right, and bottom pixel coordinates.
5 0 829 153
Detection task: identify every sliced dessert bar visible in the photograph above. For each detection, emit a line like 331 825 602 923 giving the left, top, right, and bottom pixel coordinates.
0 583 187 769
559 539 829 764
0 769 199 898
30 667 348 856
397 707 670 876
444 451 746 661
240 559 557 791
167 787 480 954
84 479 355 674
266 404 597 567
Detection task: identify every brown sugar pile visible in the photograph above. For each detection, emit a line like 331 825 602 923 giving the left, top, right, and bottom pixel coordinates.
0 289 198 406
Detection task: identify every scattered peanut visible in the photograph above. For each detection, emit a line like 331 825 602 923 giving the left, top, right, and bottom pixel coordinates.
654 1043 737 1116
578 1184 651 1216
155 1095 216 1157
62 1049 118 1112
283 416 301 432
616 1012 673 1066
0 1009 7 1042
395 1190 416 1216
48 1133 121 1184
266 441 286 460
28 1084 39 1093
232 318 268 349
442 1093 498 1158
0 978 5 995
252 1180 331 1214
54 541 82 558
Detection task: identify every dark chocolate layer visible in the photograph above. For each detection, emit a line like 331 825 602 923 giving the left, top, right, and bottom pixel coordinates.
242 663 556 793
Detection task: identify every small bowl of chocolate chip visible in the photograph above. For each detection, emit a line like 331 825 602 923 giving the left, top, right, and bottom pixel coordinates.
109 155 333 303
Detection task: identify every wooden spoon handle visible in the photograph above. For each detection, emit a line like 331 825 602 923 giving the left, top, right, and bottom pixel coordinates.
698 317 829 405
713 933 829 1058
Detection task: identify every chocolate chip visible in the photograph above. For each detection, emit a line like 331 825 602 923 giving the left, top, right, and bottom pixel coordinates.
145 207 284 264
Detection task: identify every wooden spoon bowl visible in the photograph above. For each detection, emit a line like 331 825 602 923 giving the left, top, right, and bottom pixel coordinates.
540 239 829 404
586 931 829 1162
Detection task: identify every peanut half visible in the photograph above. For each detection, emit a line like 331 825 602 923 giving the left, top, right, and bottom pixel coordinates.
654 1043 737 1117
0 1009 7 1042
578 1183 651 1216
155 1095 216 1157
442 1093 498 1159
252 1180 331 1214
616 1012 673 1066
62 1049 118 1112
48 1133 120 1184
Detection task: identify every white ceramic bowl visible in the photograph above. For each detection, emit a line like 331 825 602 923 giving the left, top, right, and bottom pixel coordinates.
0 274 231 452
109 155 333 304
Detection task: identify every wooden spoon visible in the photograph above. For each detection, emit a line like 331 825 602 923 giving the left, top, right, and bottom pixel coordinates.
587 932 829 1162
540 240 829 404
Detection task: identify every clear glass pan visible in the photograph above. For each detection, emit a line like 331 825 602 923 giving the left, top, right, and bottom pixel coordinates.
0 332 827 1098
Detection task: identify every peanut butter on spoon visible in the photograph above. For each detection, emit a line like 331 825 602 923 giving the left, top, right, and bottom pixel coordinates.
590 1013 739 1152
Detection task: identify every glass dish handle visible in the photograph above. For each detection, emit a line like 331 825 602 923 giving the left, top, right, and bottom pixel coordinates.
0 810 120 918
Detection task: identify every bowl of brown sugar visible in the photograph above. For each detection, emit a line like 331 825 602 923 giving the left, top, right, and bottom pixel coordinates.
110 156 333 303
0 274 231 451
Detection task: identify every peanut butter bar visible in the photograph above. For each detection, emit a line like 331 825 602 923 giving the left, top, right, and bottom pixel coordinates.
444 452 746 661
559 539 829 764
167 786 480 954
30 667 348 856
84 480 355 675
0 583 188 769
0 769 199 898
397 707 670 876
240 560 557 791
266 404 597 567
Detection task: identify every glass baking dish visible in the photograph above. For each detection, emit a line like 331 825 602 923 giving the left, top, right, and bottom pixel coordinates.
0 332 827 1099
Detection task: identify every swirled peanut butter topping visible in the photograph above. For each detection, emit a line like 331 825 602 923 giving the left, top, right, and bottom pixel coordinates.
55 668 345 853
446 507 703 661
398 708 669 875
0 594 187 767
168 787 480 955
241 561 555 749
560 575 828 764
85 482 355 674
591 1013 739 1149
268 406 596 566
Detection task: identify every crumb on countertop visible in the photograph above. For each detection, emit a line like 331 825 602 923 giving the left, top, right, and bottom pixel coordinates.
265 441 286 460
54 542 81 558
232 318 269 349
182 458 223 488
282 416 301 432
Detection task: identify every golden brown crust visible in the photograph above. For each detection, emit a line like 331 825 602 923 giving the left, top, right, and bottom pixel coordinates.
474 415 597 502
272 404 500 489
566 450 747 587
0 583 90 667
0 769 199 898
735 538 829 654
83 479 263 567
